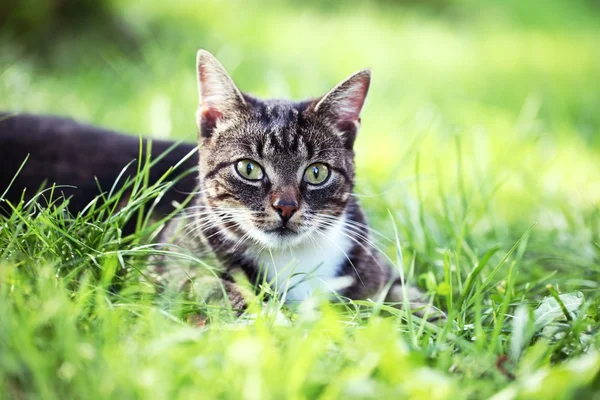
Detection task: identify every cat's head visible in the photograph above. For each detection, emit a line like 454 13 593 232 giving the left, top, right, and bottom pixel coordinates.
194 50 370 249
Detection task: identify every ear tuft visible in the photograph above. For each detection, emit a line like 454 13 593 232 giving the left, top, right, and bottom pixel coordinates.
314 69 371 149
196 49 246 138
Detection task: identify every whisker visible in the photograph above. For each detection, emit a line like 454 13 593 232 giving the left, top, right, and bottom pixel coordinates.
316 212 393 243
195 218 244 242
183 217 239 239
315 216 395 270
312 228 366 289
232 223 255 251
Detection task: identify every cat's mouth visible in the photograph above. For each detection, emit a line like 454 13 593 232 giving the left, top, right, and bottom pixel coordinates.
265 226 297 236
254 223 312 249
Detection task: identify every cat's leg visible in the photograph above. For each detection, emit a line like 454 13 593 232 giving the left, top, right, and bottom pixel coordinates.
148 212 253 316
384 279 447 322
148 248 252 319
184 275 249 314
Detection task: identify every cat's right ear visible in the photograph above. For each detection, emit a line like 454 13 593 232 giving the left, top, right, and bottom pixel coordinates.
196 49 246 138
312 69 371 149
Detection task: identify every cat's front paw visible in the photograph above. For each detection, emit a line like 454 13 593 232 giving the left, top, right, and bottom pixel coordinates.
187 277 249 316
386 284 447 322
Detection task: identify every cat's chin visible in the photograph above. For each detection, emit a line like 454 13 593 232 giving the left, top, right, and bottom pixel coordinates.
248 227 312 250
265 226 297 237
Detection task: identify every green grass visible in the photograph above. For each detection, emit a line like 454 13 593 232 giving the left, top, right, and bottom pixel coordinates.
1 0 600 398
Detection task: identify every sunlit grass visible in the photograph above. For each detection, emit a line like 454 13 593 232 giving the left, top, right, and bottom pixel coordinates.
1 0 600 398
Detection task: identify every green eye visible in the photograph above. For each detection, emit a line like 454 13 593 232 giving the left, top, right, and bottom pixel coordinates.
304 163 330 185
236 159 264 181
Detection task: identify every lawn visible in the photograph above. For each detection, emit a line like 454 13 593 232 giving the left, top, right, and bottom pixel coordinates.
1 0 600 398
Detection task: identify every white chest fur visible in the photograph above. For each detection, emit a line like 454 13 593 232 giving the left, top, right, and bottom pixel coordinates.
254 216 352 303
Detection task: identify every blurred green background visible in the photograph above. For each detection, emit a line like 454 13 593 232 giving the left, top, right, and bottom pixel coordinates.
2 2 600 397
1 0 599 280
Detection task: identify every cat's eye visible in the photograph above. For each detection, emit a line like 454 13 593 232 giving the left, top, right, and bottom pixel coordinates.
304 163 330 185
235 159 264 181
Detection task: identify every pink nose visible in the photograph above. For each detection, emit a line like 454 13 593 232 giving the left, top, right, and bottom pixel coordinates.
272 191 299 222
273 200 299 220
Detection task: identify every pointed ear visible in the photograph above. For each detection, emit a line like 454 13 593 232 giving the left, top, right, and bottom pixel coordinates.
196 49 246 138
314 69 371 149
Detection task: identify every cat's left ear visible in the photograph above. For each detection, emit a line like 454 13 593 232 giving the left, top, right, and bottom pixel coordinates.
313 69 371 149
196 49 247 139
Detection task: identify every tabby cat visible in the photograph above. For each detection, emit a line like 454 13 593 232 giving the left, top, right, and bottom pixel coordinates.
0 51 439 317
152 50 434 314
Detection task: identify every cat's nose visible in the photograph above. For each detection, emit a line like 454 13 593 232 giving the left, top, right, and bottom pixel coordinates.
272 193 299 223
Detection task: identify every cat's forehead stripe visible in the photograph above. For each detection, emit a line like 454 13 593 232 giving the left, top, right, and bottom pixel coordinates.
254 101 304 155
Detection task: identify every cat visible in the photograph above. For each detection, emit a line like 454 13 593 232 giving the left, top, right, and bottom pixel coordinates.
151 50 438 316
0 53 441 319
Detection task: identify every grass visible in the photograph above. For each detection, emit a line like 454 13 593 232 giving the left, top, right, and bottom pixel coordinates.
1 0 600 398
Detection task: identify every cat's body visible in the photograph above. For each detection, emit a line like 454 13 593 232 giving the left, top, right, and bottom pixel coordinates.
0 112 198 234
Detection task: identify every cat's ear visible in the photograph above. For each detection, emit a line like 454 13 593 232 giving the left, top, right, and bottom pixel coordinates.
196 49 246 138
313 69 371 149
